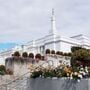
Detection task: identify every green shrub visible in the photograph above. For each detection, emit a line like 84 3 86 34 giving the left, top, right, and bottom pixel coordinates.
22 52 28 58
35 53 41 59
63 53 68 56
29 53 34 59
71 49 90 66
56 51 60 55
31 70 43 78
13 51 20 57
46 49 50 54
71 46 83 53
59 52 63 56
0 65 6 75
0 65 6 71
51 50 55 54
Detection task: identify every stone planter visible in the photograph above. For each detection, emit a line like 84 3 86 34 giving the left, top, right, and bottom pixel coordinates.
27 78 90 90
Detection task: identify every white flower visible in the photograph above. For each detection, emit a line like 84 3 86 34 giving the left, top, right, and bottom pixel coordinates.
82 72 86 76
85 70 88 73
74 72 78 75
70 76 73 79
80 68 84 71
79 71 86 76
78 74 82 79
77 79 80 82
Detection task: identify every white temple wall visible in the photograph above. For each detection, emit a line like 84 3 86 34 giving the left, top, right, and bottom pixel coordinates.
60 42 73 52
45 43 54 50
55 42 61 51
0 57 5 65
82 45 90 49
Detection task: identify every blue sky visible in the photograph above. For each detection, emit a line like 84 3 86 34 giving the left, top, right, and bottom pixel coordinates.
0 0 90 51
0 43 16 51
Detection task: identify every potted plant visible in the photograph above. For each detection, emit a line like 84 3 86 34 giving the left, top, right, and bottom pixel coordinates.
29 53 34 59
22 52 28 58
45 49 51 54
51 50 55 54
35 53 41 62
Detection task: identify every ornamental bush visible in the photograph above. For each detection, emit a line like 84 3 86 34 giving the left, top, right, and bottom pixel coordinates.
35 53 41 59
56 51 60 55
59 52 63 56
63 53 68 56
0 65 6 75
29 53 34 59
51 50 55 54
67 52 72 56
45 49 50 54
22 52 28 58
13 51 20 57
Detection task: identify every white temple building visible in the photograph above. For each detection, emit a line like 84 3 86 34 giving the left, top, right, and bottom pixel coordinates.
0 9 90 62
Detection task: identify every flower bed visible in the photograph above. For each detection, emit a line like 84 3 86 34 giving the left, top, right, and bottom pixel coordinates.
30 64 89 81
28 64 90 90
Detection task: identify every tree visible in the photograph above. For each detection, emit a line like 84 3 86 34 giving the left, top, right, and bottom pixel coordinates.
67 52 72 57
71 49 90 66
71 46 83 53
22 52 28 58
72 49 90 61
29 53 34 59
45 49 50 54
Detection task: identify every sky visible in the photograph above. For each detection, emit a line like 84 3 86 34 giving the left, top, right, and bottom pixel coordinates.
0 43 16 52
0 0 90 51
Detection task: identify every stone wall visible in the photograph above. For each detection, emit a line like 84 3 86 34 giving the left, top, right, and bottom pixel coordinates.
5 55 71 76
5 57 33 76
27 78 90 90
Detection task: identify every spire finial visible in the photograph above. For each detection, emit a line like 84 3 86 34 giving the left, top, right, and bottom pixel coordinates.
49 8 57 35
52 8 54 16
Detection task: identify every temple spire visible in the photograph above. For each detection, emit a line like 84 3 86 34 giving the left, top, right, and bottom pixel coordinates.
49 9 57 35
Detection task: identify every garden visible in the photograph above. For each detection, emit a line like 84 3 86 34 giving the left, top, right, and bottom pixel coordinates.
27 47 90 90
30 47 90 79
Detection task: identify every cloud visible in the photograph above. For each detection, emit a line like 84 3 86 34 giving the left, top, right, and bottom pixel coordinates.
0 0 90 44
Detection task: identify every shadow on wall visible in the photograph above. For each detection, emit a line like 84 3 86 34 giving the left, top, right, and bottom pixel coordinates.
27 78 89 90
